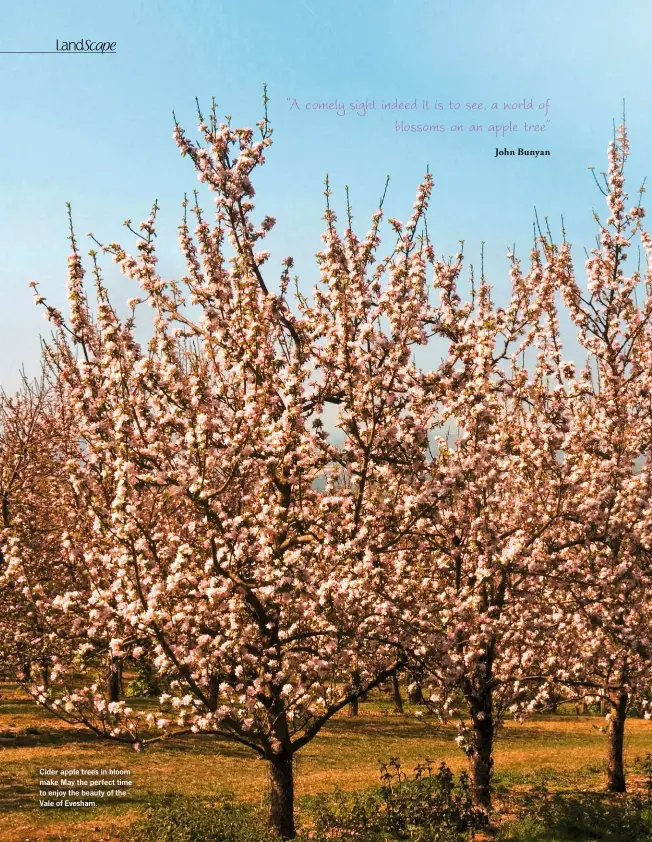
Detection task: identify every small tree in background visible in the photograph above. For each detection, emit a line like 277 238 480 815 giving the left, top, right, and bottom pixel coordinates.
381 241 568 810
0 372 131 713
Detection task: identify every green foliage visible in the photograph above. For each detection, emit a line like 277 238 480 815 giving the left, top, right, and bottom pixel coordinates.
633 751 652 799
310 757 487 841
122 766 487 842
644 754 652 801
124 796 279 842
310 788 385 840
498 791 652 842
126 659 162 698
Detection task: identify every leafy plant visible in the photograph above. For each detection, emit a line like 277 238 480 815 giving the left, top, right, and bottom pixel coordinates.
505 791 652 842
126 658 163 698
311 758 487 841
124 796 279 842
639 752 652 800
310 788 384 840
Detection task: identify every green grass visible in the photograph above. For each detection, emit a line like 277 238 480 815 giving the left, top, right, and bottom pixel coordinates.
2 683 652 841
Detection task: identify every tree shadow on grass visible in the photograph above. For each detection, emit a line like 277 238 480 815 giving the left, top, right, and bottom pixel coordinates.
0 772 32 813
320 717 453 741
0 727 103 749
495 726 589 744
160 733 260 761
0 698 60 718
0 726 261 760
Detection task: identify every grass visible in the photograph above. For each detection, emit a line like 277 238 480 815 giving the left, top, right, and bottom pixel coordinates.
1 683 652 841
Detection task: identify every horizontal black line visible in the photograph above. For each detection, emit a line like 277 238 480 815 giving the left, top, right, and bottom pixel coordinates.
0 51 116 54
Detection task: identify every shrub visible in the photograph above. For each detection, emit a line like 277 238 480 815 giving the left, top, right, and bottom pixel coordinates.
124 796 279 842
125 659 162 698
501 791 652 842
311 758 487 841
310 788 384 840
638 752 652 800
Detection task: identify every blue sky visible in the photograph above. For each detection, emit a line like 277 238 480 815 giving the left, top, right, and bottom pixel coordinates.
1 0 652 390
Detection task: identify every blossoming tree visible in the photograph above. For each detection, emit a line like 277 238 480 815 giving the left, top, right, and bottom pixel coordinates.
535 122 652 792
0 373 120 704
5 93 459 838
381 240 570 810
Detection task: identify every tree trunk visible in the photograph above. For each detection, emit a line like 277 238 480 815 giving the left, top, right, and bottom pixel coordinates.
40 657 51 690
269 756 295 839
606 690 628 793
208 675 219 710
348 669 361 717
107 657 123 703
392 672 403 714
408 683 424 704
467 688 494 811
22 659 31 682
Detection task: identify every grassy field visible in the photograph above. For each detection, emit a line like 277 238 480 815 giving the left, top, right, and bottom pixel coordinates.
1 683 652 841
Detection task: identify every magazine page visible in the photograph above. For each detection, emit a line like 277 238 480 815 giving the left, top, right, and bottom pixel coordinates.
1 1 652 840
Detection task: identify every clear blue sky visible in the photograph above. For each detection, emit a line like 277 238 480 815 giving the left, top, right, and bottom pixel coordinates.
1 0 652 390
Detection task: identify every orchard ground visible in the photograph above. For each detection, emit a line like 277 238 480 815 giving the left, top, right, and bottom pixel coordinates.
1 683 652 841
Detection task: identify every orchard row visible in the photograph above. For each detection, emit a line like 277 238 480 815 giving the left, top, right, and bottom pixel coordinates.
1 91 651 839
